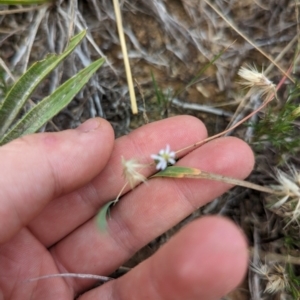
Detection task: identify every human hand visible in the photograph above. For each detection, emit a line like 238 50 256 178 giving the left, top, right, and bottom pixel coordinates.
0 116 254 300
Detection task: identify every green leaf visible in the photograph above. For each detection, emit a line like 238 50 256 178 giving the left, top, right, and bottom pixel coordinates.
174 47 228 97
152 166 202 178
96 201 114 231
151 71 164 106
0 57 105 145
0 0 51 4
0 30 86 137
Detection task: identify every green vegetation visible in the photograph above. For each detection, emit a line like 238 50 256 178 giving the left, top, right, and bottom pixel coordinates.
0 31 104 145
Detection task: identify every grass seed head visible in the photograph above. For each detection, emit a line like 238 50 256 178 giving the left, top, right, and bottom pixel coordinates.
238 64 276 100
121 157 147 188
264 265 289 294
251 261 289 294
250 261 270 277
276 170 300 199
271 168 300 225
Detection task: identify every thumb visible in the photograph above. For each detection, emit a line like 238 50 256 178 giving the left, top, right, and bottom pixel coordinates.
0 118 114 244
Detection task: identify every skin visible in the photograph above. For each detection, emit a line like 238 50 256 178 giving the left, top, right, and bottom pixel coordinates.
0 116 254 300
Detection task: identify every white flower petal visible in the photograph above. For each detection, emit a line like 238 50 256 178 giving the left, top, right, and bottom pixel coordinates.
151 154 161 161
156 160 166 170
151 145 176 170
168 158 175 164
169 152 176 158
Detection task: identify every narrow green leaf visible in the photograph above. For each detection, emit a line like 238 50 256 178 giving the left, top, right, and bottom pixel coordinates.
0 57 105 145
0 0 51 4
96 201 114 231
174 47 228 97
151 71 163 105
0 30 86 137
152 166 280 196
152 166 202 178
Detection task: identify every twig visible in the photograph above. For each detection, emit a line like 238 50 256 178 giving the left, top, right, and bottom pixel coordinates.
249 248 300 266
171 98 233 117
26 273 112 283
113 0 138 114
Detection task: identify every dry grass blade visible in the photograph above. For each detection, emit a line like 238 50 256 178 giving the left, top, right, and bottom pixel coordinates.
153 166 279 195
112 0 137 114
0 57 15 81
0 4 49 15
203 0 295 83
264 34 298 75
250 248 300 266
27 273 112 283
0 0 50 4
11 6 47 72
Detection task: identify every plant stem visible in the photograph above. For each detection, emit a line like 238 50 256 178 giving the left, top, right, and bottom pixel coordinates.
197 170 280 195
175 63 293 156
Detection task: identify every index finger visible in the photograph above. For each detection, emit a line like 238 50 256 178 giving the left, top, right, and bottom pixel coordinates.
0 118 114 244
28 115 208 246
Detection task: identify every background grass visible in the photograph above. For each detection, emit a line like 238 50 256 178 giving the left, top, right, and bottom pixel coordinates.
0 0 300 299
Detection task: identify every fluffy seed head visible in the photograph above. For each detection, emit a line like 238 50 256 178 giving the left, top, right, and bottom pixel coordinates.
238 64 276 99
121 157 147 188
251 261 289 294
274 170 300 201
270 167 300 225
265 265 289 294
250 261 270 277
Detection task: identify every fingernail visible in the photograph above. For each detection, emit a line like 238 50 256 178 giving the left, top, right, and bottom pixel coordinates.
77 118 101 132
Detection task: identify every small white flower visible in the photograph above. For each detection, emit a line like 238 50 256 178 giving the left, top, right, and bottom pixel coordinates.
121 157 147 188
238 64 276 99
151 145 176 170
